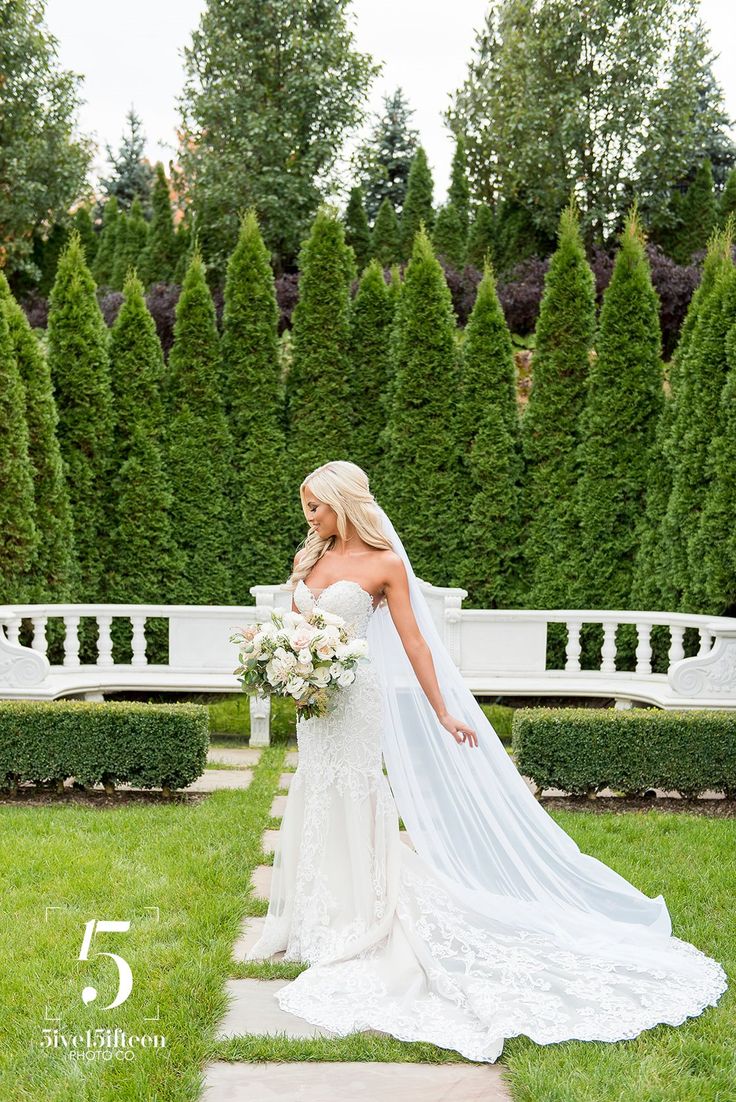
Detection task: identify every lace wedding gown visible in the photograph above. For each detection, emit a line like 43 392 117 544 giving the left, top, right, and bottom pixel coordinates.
244 578 728 1063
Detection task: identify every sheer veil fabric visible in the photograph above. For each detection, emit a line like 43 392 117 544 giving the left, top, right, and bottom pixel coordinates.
366 500 728 979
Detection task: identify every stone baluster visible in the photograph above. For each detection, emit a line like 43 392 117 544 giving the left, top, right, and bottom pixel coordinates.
63 615 80 667
96 614 114 667
635 622 652 675
130 615 148 666
565 621 582 671
31 615 48 657
600 621 617 672
668 625 685 670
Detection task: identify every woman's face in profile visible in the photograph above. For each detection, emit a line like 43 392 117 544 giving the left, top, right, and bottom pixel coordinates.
304 485 338 538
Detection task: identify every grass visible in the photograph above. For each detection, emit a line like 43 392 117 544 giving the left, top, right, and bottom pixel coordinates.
0 744 285 1102
1 729 732 1101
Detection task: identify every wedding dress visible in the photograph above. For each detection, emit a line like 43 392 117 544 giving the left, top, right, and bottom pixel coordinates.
244 576 728 1064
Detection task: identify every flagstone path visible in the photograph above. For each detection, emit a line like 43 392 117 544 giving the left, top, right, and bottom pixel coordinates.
198 740 514 1101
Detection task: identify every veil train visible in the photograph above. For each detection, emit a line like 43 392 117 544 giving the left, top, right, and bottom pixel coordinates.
367 500 728 986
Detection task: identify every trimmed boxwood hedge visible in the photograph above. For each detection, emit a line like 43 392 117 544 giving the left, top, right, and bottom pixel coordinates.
511 707 736 799
0 699 209 796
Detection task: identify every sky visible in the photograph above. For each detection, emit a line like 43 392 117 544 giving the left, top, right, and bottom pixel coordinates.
45 0 736 207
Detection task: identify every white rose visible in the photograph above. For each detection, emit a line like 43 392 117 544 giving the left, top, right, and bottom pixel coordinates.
310 665 331 687
337 668 356 688
285 676 306 697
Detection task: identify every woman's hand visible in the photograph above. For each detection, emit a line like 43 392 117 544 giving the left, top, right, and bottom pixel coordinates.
438 711 478 748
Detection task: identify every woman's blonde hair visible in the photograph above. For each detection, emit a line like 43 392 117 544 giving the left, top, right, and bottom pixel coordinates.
288 460 393 589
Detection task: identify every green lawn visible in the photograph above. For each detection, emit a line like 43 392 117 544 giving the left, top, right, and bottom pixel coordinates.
0 742 732 1101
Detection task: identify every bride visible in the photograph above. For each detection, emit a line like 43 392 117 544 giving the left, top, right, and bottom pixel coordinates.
245 460 727 1063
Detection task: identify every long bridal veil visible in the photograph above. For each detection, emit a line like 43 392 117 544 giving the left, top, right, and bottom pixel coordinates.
367 499 728 996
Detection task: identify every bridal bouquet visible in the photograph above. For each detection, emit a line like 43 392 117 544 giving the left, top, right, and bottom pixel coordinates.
229 604 369 720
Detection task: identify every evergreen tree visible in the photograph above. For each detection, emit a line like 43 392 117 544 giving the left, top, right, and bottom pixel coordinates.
631 230 732 611
576 208 664 611
353 87 420 222
432 204 467 269
0 301 37 601
92 197 119 287
521 203 596 610
456 263 523 606
37 223 70 297
669 254 736 612
347 259 395 475
72 205 98 268
720 167 736 228
107 272 181 658
379 229 463 581
370 198 401 267
47 231 113 603
0 273 77 602
107 422 183 649
139 163 177 286
126 197 149 271
173 213 197 285
699 314 736 615
108 270 167 463
662 230 735 610
466 203 496 269
343 186 371 274
220 210 291 590
110 212 130 291
286 209 354 533
166 251 233 603
400 147 434 259
97 107 154 214
448 133 471 240
493 195 554 276
672 159 719 265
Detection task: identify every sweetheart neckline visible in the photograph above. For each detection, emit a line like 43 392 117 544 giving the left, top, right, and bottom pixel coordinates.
299 578 381 613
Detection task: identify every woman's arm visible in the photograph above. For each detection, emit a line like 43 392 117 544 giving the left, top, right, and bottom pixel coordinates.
383 554 478 748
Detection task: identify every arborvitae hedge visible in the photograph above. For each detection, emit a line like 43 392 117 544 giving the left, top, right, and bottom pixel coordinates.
139 163 177 287
378 229 463 581
370 198 401 267
699 315 736 615
71 206 98 270
632 232 731 612
432 204 467 269
107 273 181 660
219 210 291 592
286 207 355 544
521 204 595 611
46 231 113 603
108 269 167 465
0 301 37 602
576 209 664 612
448 133 470 241
456 264 523 606
400 147 434 260
721 169 736 227
165 251 233 604
673 160 719 266
107 421 183 661
344 186 371 274
92 197 119 287
683 264 736 613
0 273 77 603
663 235 735 611
466 203 496 269
348 258 395 476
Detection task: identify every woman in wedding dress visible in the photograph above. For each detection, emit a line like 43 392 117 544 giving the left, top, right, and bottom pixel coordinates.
245 460 727 1063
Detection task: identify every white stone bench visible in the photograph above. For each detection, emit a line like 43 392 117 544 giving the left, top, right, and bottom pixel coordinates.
2 582 736 746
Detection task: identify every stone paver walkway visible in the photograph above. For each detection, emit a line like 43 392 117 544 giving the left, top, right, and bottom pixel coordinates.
201 737 513 1101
